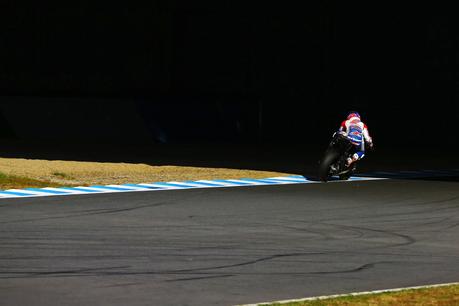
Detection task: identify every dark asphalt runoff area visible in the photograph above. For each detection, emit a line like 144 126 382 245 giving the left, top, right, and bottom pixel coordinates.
1 178 459 305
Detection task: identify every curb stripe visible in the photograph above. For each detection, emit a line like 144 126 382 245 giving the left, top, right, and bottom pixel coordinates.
144 182 192 188
184 181 224 187
135 184 164 189
195 180 233 186
88 185 138 191
0 190 38 196
238 179 282 184
214 180 253 185
107 185 149 190
197 180 237 186
6 189 54 195
269 177 307 182
165 181 210 187
122 184 152 189
261 178 300 183
1 170 457 200
24 188 71 194
58 187 101 193
43 187 89 194
71 186 122 192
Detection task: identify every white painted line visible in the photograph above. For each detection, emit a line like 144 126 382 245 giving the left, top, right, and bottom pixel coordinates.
236 282 459 306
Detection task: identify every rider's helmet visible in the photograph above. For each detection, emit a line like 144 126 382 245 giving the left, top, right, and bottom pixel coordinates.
347 111 360 120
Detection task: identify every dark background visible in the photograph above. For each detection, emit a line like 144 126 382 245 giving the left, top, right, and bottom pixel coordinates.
0 2 457 170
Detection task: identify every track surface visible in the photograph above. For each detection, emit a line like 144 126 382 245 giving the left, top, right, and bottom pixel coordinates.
1 179 459 305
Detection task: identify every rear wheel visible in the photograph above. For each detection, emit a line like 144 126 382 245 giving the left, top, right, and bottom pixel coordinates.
318 150 339 182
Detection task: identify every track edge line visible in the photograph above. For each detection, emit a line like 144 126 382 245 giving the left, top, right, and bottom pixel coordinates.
236 282 459 306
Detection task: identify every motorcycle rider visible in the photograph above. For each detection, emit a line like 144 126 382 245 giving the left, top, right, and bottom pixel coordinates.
338 111 374 167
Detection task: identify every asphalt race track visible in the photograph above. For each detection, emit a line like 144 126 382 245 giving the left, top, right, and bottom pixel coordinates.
1 178 459 305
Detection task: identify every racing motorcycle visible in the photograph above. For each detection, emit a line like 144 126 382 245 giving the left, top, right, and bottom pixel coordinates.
318 132 358 182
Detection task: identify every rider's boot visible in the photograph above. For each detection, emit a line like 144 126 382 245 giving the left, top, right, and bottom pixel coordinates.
346 153 359 168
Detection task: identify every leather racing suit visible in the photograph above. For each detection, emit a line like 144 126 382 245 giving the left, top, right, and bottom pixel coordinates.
338 115 373 166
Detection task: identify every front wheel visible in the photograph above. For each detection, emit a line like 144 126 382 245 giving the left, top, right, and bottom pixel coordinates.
318 150 339 182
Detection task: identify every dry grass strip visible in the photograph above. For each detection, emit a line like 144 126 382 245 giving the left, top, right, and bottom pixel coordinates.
0 157 292 188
